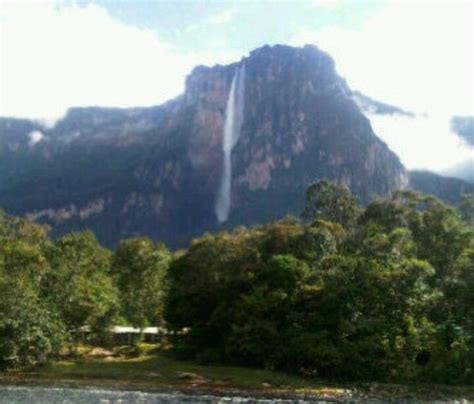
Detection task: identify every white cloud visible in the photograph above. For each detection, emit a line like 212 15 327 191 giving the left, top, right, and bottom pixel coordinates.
307 0 346 9
207 8 235 25
184 8 236 33
184 23 199 33
291 0 473 172
291 1 473 116
0 1 240 121
1 0 472 177
367 113 474 172
28 130 44 146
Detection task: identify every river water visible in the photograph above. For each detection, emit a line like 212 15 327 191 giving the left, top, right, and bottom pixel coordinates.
0 385 328 403
1 384 467 403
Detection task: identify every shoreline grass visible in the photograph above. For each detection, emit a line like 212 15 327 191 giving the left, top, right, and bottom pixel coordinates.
1 344 473 401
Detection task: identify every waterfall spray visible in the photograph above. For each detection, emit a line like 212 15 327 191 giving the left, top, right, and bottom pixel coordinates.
215 62 246 223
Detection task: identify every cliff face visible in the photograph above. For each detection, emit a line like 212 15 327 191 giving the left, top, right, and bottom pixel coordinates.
230 46 407 223
409 170 474 204
0 44 408 247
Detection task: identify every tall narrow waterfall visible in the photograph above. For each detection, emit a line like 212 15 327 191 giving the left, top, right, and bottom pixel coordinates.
215 62 246 223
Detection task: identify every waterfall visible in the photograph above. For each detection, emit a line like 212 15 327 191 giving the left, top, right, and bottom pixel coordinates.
215 62 246 223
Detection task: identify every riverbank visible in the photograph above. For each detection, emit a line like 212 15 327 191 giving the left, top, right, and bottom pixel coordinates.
1 344 473 402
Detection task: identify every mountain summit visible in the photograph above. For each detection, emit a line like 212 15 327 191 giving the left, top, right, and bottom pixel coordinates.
0 44 408 247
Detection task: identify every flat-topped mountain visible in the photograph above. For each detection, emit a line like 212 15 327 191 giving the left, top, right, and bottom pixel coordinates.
0 44 427 247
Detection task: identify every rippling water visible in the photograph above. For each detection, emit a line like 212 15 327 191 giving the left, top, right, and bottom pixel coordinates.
0 385 323 403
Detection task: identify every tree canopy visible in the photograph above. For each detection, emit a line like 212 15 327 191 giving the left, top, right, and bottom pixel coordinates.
165 184 474 383
1 186 473 384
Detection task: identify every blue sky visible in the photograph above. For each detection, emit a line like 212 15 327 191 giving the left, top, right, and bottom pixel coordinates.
0 0 473 171
91 0 381 52
1 0 471 118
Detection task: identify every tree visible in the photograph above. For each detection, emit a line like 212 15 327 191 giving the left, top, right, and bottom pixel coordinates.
356 190 474 382
304 255 435 380
112 237 171 331
225 254 310 368
163 182 474 383
0 279 64 369
302 180 361 228
42 231 119 347
0 209 49 244
458 193 474 225
0 216 64 369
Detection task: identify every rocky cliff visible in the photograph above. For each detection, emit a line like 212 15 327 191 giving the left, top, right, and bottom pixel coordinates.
409 170 474 204
0 44 408 247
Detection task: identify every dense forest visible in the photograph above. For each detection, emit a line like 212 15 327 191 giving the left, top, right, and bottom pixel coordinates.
1 181 473 384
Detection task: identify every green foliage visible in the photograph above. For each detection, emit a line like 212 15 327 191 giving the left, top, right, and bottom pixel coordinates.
458 193 474 225
0 290 64 369
42 231 119 343
0 212 170 368
1 179 473 384
112 237 171 329
0 213 123 367
303 180 361 228
0 210 49 243
0 214 64 369
165 182 474 384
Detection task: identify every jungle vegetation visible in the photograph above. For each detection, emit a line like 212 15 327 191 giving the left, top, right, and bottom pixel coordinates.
1 181 472 384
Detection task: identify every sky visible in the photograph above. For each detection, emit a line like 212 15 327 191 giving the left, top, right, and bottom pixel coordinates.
0 0 473 171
